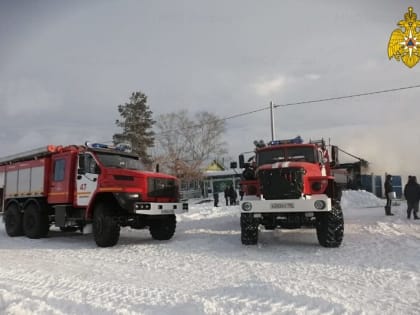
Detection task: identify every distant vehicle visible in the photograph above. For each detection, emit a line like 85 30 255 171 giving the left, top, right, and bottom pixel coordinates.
0 142 188 247
236 136 343 247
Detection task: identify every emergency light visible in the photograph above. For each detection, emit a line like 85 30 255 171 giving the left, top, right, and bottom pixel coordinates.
115 143 132 153
89 143 109 149
85 141 132 153
269 136 303 145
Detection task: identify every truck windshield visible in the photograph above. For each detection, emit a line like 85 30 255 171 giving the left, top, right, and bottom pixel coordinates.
257 147 316 166
95 153 144 170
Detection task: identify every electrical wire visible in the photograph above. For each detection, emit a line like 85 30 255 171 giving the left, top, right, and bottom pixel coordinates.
111 83 420 140
273 84 420 108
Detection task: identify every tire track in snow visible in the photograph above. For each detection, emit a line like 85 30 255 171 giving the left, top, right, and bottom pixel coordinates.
198 281 347 315
0 267 203 315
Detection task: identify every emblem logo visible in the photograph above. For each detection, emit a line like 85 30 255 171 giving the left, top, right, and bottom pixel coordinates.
388 7 420 68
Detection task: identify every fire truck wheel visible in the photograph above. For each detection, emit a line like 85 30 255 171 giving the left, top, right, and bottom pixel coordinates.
315 205 344 248
149 215 176 240
4 203 24 237
240 213 258 245
93 203 120 247
23 203 49 239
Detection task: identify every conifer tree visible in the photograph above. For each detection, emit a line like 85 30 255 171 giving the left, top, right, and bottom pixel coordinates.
113 91 155 166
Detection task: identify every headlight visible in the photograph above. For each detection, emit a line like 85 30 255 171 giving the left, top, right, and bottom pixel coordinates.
127 193 140 199
314 200 326 210
242 202 253 211
114 192 142 208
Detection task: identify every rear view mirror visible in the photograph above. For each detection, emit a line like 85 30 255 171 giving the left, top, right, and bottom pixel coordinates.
239 154 245 168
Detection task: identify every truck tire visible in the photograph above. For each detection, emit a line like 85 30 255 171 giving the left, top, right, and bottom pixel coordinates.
4 203 24 237
93 203 120 247
149 215 176 240
240 213 258 245
23 203 49 239
316 205 344 248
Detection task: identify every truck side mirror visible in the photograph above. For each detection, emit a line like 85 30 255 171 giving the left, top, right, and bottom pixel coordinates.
239 154 245 168
78 154 86 175
331 145 339 167
230 162 237 169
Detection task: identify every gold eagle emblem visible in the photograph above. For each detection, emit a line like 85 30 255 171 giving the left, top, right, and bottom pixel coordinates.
388 7 420 68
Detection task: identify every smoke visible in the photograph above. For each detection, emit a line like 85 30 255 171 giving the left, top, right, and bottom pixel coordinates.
331 122 420 181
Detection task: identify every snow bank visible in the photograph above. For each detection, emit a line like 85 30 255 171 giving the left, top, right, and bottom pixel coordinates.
341 190 385 209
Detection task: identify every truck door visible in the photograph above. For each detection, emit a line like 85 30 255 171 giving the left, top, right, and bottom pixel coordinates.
76 153 99 207
49 153 74 204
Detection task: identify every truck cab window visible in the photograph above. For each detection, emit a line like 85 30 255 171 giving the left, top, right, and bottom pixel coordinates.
79 154 99 174
86 154 99 174
53 159 66 181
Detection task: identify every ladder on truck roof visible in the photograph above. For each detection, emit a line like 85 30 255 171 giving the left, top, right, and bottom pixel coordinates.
0 145 58 165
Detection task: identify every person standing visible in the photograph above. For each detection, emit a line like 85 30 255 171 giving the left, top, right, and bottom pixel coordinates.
224 187 229 206
239 184 245 201
404 176 420 219
228 185 237 205
213 191 219 207
384 174 394 216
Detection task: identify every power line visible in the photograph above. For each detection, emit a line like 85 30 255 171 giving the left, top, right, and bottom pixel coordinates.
216 84 420 121
116 83 420 140
273 84 420 108
220 106 270 121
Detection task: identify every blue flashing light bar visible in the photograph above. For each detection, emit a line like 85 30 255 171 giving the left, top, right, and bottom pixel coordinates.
115 143 132 152
88 142 109 149
269 136 303 145
85 141 132 153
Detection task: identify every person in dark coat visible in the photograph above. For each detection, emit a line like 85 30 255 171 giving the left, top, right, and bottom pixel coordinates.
213 191 219 207
239 184 245 201
224 187 229 206
384 174 394 216
404 176 420 219
228 185 237 205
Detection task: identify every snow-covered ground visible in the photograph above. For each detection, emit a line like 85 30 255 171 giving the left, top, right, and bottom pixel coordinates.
1 190 420 315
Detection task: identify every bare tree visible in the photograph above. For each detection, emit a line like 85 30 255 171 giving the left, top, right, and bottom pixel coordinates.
154 110 227 180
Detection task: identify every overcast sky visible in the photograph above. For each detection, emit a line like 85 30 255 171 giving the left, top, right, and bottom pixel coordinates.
1 0 419 177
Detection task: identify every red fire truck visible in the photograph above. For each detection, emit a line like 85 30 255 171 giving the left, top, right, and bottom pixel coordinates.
0 143 188 247
237 136 344 247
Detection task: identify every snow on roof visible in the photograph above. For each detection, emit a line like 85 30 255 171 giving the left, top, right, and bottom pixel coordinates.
204 168 243 177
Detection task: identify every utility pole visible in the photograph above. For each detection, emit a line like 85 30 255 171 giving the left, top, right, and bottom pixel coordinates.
270 101 275 141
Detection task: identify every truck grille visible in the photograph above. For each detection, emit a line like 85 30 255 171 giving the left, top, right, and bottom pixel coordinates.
259 167 304 200
147 178 178 198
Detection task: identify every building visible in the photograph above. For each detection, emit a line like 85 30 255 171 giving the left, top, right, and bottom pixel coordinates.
179 160 243 200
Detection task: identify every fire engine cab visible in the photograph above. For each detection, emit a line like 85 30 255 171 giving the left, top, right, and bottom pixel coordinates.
237 136 344 247
0 143 188 247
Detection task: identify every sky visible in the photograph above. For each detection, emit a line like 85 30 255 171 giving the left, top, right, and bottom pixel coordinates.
1 191 420 314
1 0 420 178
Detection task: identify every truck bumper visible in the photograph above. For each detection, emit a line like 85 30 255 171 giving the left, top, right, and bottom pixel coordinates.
134 202 188 215
240 195 331 213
